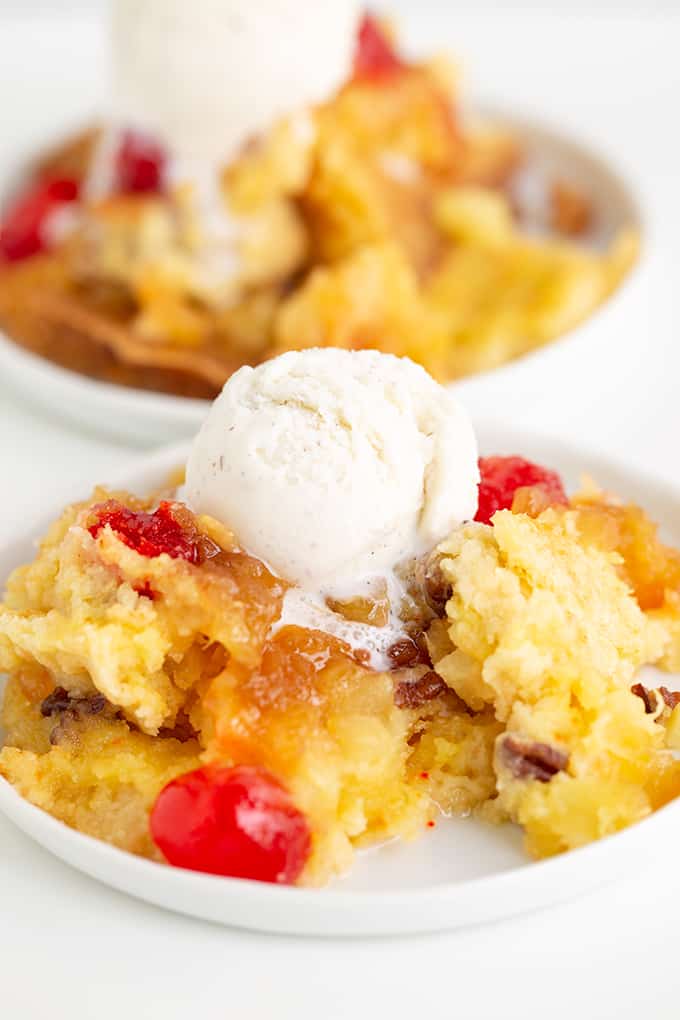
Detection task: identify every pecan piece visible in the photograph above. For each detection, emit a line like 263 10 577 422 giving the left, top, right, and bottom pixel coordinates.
415 555 452 616
499 735 568 783
387 636 429 669
40 686 72 716
159 713 198 743
631 682 657 714
660 687 680 711
79 693 108 716
394 670 447 709
631 683 680 714
40 686 110 745
41 687 107 718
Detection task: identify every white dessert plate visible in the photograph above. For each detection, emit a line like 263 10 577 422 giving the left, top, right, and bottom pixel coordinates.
0 109 642 446
0 424 678 936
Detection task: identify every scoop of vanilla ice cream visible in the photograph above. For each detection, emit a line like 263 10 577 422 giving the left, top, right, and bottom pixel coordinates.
111 0 361 167
185 349 479 591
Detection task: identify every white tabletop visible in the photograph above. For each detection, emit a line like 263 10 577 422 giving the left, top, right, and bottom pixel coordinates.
1 8 680 1018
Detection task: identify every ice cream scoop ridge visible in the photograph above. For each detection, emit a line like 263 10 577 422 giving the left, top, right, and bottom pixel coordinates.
186 348 479 592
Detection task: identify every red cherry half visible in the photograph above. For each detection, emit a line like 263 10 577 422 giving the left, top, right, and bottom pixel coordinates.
150 765 311 884
353 13 405 80
475 455 568 524
87 500 200 563
0 177 79 262
115 130 166 195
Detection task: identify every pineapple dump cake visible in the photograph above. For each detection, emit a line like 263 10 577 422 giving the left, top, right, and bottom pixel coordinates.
0 5 637 400
1 349 679 886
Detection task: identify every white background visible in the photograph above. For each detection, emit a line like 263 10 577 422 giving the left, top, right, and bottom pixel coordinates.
1 5 680 1018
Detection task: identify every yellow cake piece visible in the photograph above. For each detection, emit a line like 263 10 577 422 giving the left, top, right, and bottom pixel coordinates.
0 492 285 734
433 508 680 856
1 673 201 859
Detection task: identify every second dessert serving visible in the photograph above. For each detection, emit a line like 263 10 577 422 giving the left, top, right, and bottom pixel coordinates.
0 2 637 400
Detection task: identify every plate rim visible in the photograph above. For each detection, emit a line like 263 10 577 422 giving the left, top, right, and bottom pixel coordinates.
0 770 676 936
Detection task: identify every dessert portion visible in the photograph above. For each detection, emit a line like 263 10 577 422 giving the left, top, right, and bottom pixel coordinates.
1 348 680 886
0 4 637 399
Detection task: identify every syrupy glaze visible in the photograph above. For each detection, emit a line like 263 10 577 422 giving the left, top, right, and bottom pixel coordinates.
203 623 392 767
176 475 432 672
83 495 290 677
570 498 680 611
237 625 373 711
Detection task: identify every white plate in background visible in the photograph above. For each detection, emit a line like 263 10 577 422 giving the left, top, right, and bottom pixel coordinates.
0 425 677 936
0 108 642 447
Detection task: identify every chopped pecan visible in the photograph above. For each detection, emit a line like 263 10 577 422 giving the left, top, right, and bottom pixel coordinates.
159 713 198 743
387 636 429 669
660 687 680 711
40 686 111 745
80 694 106 715
630 683 680 714
499 735 569 783
631 682 657 714
415 555 452 616
40 686 72 716
395 670 447 709
41 687 107 718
